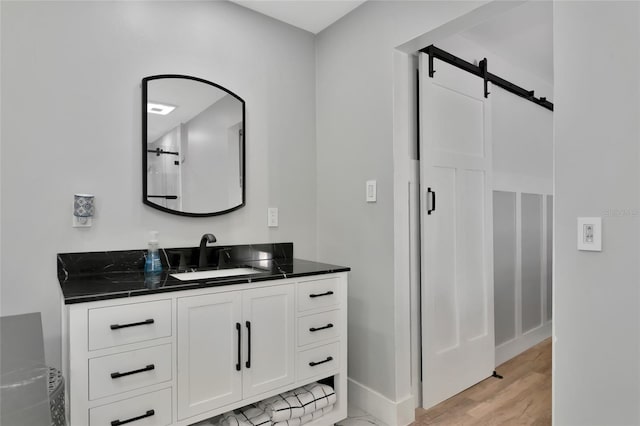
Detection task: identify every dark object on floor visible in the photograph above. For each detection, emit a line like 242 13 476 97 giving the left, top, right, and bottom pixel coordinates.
48 367 65 426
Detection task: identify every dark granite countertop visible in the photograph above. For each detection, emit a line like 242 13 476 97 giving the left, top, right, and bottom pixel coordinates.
58 243 349 304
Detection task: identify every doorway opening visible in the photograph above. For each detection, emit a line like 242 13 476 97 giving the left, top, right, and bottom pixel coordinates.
397 0 554 419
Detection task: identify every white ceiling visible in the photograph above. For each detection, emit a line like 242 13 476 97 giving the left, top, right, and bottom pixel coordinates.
229 0 367 34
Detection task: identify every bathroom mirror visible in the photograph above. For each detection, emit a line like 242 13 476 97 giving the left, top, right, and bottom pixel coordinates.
142 75 245 217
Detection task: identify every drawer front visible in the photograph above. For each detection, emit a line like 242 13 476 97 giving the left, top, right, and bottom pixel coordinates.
89 387 172 426
89 344 172 400
297 342 339 382
88 299 172 351
298 310 340 347
297 278 340 312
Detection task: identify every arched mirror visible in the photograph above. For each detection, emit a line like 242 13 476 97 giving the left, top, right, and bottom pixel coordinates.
142 75 245 217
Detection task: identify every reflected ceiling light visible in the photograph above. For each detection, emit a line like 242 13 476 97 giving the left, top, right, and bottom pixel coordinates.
147 102 176 115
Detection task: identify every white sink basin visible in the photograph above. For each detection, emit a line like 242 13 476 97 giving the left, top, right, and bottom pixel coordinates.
170 268 260 281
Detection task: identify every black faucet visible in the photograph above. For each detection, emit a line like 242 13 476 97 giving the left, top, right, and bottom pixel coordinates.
199 233 217 268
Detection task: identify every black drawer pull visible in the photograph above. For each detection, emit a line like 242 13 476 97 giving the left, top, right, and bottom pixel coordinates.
111 409 155 426
110 364 155 379
309 291 334 298
236 322 242 371
245 321 252 369
309 323 334 332
110 319 154 330
309 356 333 367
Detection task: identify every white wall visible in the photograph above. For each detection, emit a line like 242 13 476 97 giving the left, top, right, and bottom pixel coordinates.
554 1 640 424
435 34 553 191
491 69 553 366
316 0 489 406
0 1 317 368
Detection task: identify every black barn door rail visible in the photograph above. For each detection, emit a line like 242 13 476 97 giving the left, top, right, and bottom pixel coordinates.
420 45 554 112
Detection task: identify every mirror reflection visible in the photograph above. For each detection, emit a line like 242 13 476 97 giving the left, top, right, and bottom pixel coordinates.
142 75 245 217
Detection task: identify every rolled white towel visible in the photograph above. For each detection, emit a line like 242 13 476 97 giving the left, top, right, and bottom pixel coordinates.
258 383 336 422
272 404 334 426
219 406 272 426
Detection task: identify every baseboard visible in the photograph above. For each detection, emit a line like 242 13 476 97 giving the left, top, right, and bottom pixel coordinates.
347 378 415 426
495 322 552 366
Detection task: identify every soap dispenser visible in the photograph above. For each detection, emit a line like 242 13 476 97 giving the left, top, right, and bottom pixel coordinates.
144 231 163 286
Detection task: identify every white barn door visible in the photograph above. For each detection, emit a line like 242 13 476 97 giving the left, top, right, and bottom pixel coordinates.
419 53 495 409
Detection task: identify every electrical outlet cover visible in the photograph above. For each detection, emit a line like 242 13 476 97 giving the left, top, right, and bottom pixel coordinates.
577 217 601 251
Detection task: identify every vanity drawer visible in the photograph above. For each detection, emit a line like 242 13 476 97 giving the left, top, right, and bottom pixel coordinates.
88 299 172 351
297 278 339 312
89 344 172 400
298 310 340 347
297 342 339 382
89 387 172 426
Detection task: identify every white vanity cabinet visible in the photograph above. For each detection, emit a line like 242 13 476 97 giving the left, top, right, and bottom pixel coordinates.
64 272 347 426
176 284 295 420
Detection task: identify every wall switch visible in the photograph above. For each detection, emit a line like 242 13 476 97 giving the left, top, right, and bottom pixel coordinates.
268 207 278 227
366 180 377 203
577 217 602 251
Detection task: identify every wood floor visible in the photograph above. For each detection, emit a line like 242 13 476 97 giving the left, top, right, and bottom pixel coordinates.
413 338 552 426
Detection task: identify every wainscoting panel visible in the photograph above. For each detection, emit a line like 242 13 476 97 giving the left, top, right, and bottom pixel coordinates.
546 195 553 322
492 188 552 365
521 193 543 333
493 191 517 346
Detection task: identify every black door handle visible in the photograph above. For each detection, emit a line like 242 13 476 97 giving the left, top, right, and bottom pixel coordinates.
309 291 334 298
309 356 333 367
427 187 436 215
110 319 154 330
110 364 155 379
245 321 252 369
111 409 155 426
236 322 242 371
309 323 334 332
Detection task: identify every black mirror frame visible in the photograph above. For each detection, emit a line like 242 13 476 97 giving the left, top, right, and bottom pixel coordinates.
142 74 246 217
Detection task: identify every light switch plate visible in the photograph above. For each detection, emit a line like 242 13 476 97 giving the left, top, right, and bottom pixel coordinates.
268 207 278 227
577 217 601 251
366 180 377 203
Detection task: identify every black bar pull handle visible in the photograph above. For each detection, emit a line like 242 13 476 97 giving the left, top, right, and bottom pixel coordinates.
147 195 178 200
309 291 334 298
111 409 155 426
309 356 333 367
110 319 154 330
110 364 155 379
245 321 252 369
310 323 334 332
427 188 436 215
236 322 242 371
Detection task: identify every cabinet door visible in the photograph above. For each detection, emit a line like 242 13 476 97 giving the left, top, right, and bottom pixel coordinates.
242 284 295 398
177 292 242 420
